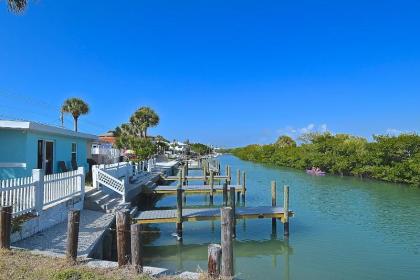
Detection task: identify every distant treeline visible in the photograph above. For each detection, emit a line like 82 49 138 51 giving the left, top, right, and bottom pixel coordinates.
190 143 213 155
229 133 420 186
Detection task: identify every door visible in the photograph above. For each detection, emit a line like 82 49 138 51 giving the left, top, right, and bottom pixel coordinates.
45 141 54 175
37 140 44 169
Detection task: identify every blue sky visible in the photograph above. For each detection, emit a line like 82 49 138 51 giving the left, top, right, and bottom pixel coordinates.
0 0 419 147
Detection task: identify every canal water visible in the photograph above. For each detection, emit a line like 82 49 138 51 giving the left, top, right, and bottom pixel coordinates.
143 155 420 279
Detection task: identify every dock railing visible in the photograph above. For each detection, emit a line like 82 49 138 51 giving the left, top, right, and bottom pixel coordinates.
0 167 85 217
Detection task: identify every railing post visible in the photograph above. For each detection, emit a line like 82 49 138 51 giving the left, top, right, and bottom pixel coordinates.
92 165 99 189
33 169 44 213
77 167 85 203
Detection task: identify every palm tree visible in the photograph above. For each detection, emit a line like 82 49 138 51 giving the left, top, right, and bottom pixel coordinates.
7 0 27 13
130 107 159 138
61 98 90 132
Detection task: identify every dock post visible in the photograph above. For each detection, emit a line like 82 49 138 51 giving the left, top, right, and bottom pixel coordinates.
176 188 183 239
223 182 228 206
271 181 277 235
208 244 222 278
283 185 290 237
131 224 143 273
229 187 236 238
236 169 241 201
242 171 246 203
221 207 234 277
0 206 12 249
66 209 80 262
116 209 131 266
210 171 214 205
227 166 232 185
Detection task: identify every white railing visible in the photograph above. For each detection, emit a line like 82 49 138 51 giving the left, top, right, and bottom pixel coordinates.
43 168 84 207
0 167 85 217
95 168 125 195
0 176 36 217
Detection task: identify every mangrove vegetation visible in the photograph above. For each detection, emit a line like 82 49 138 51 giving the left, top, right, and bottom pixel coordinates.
230 133 420 186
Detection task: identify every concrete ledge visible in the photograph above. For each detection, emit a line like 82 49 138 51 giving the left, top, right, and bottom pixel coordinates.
11 197 83 243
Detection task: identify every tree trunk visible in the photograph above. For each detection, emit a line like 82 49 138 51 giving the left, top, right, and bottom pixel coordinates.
144 128 147 138
73 116 79 132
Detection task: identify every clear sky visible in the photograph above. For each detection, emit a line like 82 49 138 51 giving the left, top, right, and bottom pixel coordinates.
1 0 419 147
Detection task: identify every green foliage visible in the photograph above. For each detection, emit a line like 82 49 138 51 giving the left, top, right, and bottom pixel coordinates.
231 133 420 186
190 143 213 155
275 135 297 148
61 98 90 132
116 135 157 161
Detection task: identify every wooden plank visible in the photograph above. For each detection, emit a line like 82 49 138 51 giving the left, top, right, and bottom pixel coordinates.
153 185 243 194
134 206 294 224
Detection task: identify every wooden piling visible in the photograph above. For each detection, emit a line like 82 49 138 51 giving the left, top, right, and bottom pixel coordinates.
227 166 231 185
0 206 12 249
208 244 222 278
210 171 214 205
271 181 277 234
222 182 228 206
130 224 143 273
283 185 290 237
116 209 131 266
242 171 246 202
221 207 234 277
229 187 236 238
66 209 80 262
176 188 183 238
236 169 241 201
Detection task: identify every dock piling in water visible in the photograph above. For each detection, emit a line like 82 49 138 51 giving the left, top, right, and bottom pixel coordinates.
271 181 277 235
210 171 214 205
223 182 228 206
242 171 247 203
283 185 290 237
229 187 236 238
176 188 183 239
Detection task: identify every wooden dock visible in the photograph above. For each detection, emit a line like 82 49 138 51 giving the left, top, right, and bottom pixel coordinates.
153 184 243 194
164 175 229 181
134 206 293 224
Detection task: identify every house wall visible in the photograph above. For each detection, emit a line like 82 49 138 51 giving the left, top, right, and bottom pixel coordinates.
0 129 90 179
26 131 89 174
0 129 28 178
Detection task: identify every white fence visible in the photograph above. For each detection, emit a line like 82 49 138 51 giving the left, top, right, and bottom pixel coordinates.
0 167 85 217
92 158 157 201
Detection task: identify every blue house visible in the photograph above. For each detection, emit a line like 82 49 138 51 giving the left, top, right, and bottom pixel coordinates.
0 120 98 179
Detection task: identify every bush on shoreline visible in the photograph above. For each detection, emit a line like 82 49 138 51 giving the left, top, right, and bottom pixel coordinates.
230 133 420 186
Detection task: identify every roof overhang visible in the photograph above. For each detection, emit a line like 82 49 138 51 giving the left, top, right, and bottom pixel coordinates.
0 120 98 141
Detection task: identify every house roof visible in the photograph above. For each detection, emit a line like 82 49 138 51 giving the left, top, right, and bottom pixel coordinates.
0 120 98 141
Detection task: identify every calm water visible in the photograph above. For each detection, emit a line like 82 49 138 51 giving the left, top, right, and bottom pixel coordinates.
143 155 420 279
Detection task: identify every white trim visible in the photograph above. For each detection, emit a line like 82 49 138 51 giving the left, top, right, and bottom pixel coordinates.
0 162 27 168
0 120 98 140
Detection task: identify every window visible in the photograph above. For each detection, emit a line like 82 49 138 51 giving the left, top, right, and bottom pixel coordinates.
71 143 77 162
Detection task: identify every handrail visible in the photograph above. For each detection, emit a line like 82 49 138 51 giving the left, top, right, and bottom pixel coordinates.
96 168 125 195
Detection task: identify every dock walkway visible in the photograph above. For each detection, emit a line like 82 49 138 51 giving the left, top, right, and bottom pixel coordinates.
153 184 243 194
134 206 292 224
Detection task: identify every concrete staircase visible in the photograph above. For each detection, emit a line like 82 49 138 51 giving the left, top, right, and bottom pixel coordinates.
84 189 125 213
